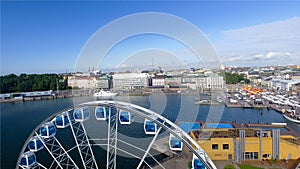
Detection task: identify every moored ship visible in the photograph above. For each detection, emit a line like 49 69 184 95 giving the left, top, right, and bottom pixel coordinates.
283 109 300 124
93 90 118 97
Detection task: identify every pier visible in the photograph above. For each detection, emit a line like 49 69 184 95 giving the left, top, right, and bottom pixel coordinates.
0 90 91 103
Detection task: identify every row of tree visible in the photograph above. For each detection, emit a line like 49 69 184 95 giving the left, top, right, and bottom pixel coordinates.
221 72 250 84
0 73 68 94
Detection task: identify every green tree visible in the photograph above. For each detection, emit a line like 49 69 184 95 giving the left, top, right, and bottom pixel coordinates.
220 72 250 84
0 73 68 93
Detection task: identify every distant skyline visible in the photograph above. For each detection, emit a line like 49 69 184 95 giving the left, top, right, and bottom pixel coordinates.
1 1 300 75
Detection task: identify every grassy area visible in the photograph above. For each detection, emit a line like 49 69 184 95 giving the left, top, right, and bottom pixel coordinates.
237 164 264 169
224 164 236 169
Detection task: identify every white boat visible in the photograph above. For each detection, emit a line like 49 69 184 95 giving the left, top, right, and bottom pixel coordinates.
93 90 117 97
283 110 300 124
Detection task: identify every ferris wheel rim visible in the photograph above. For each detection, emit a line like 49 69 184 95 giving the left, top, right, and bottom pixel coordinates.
16 100 217 169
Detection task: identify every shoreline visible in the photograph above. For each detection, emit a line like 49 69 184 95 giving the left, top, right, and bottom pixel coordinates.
0 91 295 117
0 93 90 103
0 90 219 103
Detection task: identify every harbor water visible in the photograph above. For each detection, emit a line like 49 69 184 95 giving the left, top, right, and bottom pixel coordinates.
1 95 300 168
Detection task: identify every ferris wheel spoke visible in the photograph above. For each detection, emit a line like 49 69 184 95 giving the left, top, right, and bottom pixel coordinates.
35 133 79 169
67 112 99 169
35 162 47 169
19 162 47 169
115 147 152 168
137 126 162 169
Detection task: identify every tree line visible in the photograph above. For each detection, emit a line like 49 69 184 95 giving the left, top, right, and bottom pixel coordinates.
221 72 250 84
0 73 68 94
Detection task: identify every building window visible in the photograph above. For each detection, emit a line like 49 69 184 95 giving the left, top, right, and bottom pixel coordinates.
244 152 258 160
212 144 218 150
223 144 229 150
263 154 272 159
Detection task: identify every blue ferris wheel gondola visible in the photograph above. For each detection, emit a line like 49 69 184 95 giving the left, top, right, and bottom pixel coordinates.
119 110 134 125
73 107 90 122
55 111 70 128
192 153 206 169
40 122 56 139
95 106 110 120
143 118 157 135
28 136 44 152
169 133 183 151
19 151 37 168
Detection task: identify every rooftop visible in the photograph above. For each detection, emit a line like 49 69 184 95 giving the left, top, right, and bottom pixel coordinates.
180 121 300 140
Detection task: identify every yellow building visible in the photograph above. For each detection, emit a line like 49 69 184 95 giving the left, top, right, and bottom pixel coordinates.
190 128 300 161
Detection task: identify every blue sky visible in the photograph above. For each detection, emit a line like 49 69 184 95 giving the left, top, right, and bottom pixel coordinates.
1 1 300 75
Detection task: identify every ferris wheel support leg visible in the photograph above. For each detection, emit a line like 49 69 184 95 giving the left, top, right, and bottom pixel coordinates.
136 127 163 169
67 113 99 169
35 133 79 169
107 109 118 169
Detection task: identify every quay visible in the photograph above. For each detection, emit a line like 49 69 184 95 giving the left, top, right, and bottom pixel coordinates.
0 90 91 103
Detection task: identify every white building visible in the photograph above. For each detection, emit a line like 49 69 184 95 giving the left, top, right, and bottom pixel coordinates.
270 79 300 91
68 77 96 89
112 73 149 89
182 75 224 89
261 77 272 87
165 76 182 87
152 76 166 87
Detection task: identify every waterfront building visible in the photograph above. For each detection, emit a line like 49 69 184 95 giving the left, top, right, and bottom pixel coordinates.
206 75 224 89
246 70 260 81
182 74 224 89
112 72 149 89
67 74 112 89
291 71 300 80
0 93 11 100
270 79 300 91
190 127 300 161
151 75 166 88
95 75 112 89
260 68 274 77
261 77 273 87
156 74 225 90
165 75 182 88
68 76 96 89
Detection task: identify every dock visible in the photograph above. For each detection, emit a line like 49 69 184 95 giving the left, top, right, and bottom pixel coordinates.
225 103 243 108
0 90 91 103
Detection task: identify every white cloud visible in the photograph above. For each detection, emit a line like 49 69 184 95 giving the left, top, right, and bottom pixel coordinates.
215 17 300 66
253 51 291 60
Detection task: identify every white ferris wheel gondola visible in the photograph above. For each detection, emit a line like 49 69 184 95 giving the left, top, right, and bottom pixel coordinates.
192 153 206 169
55 111 70 128
169 132 183 151
143 118 157 135
73 107 90 122
119 110 134 125
39 122 56 139
19 151 37 168
95 106 110 120
28 136 44 152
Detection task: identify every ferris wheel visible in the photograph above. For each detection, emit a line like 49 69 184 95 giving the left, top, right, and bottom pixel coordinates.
17 100 217 169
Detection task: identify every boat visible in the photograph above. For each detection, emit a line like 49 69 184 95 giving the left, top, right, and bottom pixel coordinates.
93 90 117 97
283 110 300 124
